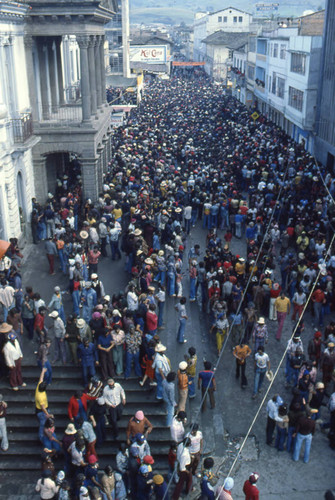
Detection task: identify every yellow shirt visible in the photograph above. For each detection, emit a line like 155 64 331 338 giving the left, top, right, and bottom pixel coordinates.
35 383 48 410
113 208 122 220
275 296 290 313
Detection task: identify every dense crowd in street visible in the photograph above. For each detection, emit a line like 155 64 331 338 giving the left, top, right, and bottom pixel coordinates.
0 70 335 499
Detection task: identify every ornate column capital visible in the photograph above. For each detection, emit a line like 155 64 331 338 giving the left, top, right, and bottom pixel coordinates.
89 35 97 48
76 35 90 49
24 35 34 49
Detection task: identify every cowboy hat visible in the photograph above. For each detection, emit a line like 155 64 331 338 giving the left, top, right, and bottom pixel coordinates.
155 343 166 353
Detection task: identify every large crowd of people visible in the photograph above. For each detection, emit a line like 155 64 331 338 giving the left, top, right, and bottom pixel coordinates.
0 70 335 499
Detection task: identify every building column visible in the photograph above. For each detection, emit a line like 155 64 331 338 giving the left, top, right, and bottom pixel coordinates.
102 137 108 173
97 145 104 192
37 39 51 120
81 157 99 201
33 156 48 202
24 35 39 121
88 35 97 116
55 37 65 105
95 36 102 108
76 35 91 122
48 39 59 110
100 35 106 105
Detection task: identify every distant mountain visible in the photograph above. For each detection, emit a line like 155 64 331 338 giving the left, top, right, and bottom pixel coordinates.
129 0 325 25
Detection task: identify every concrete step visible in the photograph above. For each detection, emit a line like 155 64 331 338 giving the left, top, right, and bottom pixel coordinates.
7 414 167 429
8 427 172 442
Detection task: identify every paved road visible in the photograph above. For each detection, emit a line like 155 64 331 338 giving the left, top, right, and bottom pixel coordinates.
11 225 335 498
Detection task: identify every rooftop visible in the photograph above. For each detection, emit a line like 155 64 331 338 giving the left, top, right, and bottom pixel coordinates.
202 31 250 48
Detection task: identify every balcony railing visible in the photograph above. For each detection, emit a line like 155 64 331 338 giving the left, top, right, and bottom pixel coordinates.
65 84 81 103
40 104 82 124
11 113 33 143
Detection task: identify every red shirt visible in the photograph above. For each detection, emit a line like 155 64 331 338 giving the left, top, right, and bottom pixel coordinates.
312 289 325 303
88 250 101 265
68 393 96 420
146 311 158 331
243 480 259 500
34 313 44 332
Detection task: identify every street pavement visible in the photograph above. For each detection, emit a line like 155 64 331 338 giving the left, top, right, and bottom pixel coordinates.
8 223 335 498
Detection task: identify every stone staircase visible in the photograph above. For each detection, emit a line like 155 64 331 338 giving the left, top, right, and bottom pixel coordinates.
0 364 170 497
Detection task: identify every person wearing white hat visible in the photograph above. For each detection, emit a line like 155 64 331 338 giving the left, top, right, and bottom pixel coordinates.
177 361 188 413
152 344 171 401
48 286 66 324
252 317 268 352
49 311 66 365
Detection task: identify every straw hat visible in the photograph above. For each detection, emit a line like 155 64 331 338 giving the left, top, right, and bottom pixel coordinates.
76 318 86 328
257 317 265 325
65 423 77 435
79 230 89 240
155 343 166 353
0 323 13 334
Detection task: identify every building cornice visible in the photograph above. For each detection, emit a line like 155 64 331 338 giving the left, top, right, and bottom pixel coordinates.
0 2 29 23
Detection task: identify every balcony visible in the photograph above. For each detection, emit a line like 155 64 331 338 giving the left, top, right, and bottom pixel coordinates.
39 104 83 125
11 113 33 143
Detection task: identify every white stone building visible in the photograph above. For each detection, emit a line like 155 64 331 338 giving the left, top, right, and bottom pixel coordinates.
250 11 324 153
0 1 39 240
193 7 252 63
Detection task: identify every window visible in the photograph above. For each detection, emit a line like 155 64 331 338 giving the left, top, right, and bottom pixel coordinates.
249 38 256 52
280 44 286 59
239 16 243 22
247 65 255 80
233 16 237 22
218 16 222 22
271 72 276 94
290 53 306 74
277 77 285 98
288 86 304 111
269 76 272 91
223 16 227 22
273 43 278 58
228 49 233 59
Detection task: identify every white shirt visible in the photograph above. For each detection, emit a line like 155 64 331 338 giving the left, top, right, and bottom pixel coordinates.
178 445 191 471
255 352 269 369
187 430 203 454
103 383 126 407
170 417 185 443
127 291 138 311
3 339 22 368
184 206 192 220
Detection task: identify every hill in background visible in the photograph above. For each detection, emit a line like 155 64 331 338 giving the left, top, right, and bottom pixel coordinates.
130 0 325 25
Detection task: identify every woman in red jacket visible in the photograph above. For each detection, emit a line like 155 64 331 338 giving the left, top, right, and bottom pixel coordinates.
68 390 96 424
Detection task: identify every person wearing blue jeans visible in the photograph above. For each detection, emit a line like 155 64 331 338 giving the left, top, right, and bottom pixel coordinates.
124 351 142 379
162 372 176 426
124 327 142 379
275 405 288 451
37 338 53 385
77 340 98 386
156 285 165 329
252 346 270 398
175 297 188 344
35 370 53 441
292 411 316 463
152 344 171 400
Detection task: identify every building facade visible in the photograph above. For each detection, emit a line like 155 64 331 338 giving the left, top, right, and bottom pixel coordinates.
24 0 117 204
0 1 39 240
236 11 324 153
193 7 252 63
105 0 130 78
315 0 335 170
